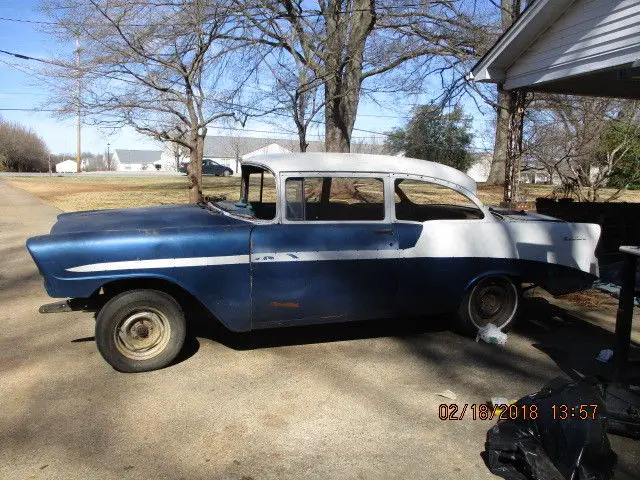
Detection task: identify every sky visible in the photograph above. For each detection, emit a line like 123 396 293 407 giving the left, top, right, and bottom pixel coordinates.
0 0 496 156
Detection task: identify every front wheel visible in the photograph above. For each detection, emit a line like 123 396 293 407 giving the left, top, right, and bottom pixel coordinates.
223 169 232 177
454 275 520 336
95 289 186 372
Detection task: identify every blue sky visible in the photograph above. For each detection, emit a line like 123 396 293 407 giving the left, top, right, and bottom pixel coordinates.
0 0 496 155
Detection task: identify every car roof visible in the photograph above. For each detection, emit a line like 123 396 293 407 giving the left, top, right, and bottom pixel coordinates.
242 153 477 195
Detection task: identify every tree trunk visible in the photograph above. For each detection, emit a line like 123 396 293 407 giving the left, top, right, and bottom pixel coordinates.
298 129 308 152
503 89 527 207
487 86 510 184
187 135 204 202
486 0 522 185
324 75 352 153
322 0 372 153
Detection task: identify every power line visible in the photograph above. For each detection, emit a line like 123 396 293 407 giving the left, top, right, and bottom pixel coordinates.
0 108 58 111
0 48 60 65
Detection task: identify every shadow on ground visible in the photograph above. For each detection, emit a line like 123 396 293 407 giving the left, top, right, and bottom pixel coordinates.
184 296 638 383
515 296 639 384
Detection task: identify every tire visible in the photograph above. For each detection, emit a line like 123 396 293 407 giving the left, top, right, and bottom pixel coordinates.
223 169 232 177
454 275 520 336
95 289 186 373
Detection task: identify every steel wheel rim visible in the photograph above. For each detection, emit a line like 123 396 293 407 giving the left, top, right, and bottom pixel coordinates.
468 277 518 329
114 309 171 360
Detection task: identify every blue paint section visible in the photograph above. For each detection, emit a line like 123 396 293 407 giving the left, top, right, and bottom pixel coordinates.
250 224 400 253
51 204 243 235
396 257 596 316
27 208 254 331
393 223 423 249
250 224 398 324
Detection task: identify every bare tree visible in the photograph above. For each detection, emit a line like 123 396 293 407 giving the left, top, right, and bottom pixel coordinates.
41 0 245 201
526 95 640 201
230 1 490 153
0 119 49 172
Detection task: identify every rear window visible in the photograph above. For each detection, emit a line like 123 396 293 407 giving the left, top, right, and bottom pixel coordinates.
394 179 483 221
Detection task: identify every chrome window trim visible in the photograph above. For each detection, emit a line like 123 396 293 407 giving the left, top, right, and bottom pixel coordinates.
278 171 391 225
390 173 487 223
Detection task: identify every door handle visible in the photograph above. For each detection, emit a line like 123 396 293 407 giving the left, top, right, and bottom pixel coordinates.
373 229 394 235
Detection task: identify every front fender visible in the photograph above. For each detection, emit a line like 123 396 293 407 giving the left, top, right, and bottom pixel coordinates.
26 225 253 332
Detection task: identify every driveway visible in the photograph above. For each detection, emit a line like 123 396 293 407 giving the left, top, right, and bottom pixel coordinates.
0 180 638 480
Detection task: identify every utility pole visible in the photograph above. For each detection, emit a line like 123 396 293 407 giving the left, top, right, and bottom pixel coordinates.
106 143 110 171
75 37 82 173
48 153 52 176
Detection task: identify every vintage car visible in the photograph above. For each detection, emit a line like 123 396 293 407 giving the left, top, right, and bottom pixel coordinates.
26 153 601 372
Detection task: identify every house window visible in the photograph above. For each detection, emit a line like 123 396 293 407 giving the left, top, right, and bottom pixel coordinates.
394 179 483 221
285 177 385 221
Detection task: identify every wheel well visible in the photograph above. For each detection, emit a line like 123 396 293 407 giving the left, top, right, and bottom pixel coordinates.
92 278 207 315
465 273 522 294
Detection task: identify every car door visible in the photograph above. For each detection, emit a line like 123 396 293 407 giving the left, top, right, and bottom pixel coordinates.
250 174 399 327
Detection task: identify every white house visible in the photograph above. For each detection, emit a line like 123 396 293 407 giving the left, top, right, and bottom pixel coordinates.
166 135 386 174
112 149 163 171
466 154 492 183
242 142 292 160
55 159 78 173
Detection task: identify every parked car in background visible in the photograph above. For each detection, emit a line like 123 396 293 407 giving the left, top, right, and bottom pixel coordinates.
27 153 601 373
179 158 233 176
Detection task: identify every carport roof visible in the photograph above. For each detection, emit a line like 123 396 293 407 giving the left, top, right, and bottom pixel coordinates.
469 0 640 99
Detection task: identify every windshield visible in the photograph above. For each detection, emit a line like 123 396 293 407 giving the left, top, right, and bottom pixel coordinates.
211 165 276 220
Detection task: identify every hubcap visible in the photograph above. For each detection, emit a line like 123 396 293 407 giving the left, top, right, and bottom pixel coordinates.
114 310 171 360
469 277 518 329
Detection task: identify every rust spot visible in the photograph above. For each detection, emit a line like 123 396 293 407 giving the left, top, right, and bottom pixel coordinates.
269 301 300 308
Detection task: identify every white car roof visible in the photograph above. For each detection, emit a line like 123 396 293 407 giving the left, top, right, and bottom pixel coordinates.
242 153 477 195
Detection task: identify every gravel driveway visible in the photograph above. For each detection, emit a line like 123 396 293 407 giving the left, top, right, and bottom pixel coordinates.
0 180 637 480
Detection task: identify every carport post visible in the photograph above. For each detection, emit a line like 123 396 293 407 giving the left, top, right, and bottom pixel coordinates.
614 246 639 382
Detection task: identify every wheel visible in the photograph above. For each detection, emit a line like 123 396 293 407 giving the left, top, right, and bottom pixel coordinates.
454 275 520 336
95 289 186 372
223 169 232 177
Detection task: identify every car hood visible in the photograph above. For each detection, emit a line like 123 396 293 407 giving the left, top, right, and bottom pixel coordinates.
50 203 245 235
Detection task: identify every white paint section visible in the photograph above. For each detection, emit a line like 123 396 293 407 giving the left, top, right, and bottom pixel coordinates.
66 255 250 273
408 220 600 275
243 153 478 196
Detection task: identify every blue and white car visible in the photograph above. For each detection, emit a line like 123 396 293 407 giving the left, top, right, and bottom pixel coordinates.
27 153 601 372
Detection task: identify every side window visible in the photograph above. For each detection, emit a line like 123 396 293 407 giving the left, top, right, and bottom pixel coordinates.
285 177 385 221
394 179 483 221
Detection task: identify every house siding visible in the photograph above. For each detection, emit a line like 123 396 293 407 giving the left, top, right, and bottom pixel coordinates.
505 0 640 89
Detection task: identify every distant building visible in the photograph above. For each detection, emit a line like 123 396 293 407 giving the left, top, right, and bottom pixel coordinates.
161 135 385 173
520 171 553 184
466 153 492 183
55 159 78 173
112 149 163 171
391 150 493 182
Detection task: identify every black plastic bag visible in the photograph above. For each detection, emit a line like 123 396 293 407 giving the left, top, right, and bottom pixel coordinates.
483 377 617 480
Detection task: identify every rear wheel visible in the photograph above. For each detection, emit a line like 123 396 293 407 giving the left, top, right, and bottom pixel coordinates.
454 275 520 336
223 169 232 177
95 289 186 372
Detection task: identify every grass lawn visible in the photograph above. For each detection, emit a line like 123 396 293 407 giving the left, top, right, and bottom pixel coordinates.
5 174 640 213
